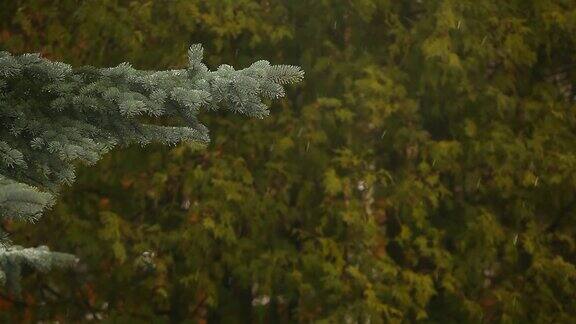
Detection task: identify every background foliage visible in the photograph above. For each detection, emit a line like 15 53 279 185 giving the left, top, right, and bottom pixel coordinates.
1 0 576 322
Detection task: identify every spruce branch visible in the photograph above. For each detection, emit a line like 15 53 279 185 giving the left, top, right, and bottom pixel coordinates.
0 44 303 293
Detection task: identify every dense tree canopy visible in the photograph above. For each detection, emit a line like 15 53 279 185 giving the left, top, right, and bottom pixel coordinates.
1 0 576 322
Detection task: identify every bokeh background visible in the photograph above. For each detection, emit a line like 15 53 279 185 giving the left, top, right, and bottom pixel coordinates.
1 0 576 322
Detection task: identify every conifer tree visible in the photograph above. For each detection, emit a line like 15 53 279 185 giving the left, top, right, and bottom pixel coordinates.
2 0 576 322
0 44 303 294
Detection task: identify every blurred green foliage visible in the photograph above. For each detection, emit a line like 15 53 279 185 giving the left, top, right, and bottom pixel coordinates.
1 0 576 322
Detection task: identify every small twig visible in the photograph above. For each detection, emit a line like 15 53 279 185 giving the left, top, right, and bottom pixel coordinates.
190 294 208 317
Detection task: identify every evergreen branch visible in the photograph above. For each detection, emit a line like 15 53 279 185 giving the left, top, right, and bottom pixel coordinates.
0 44 303 295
